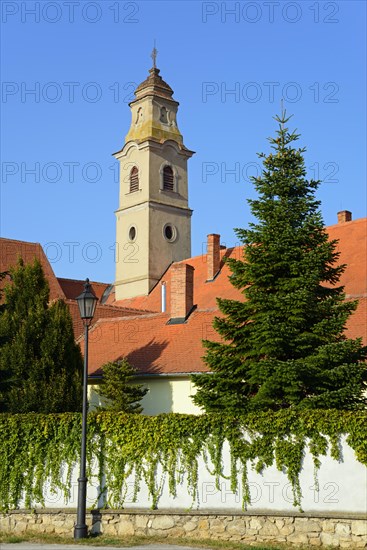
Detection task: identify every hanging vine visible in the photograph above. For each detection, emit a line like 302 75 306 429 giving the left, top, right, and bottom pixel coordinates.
0 410 366 512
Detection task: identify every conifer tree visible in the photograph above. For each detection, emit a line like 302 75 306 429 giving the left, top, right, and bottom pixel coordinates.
193 111 367 412
0 259 83 413
0 270 8 339
96 359 148 413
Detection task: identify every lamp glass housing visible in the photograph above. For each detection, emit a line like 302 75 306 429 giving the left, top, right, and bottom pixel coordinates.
76 279 98 322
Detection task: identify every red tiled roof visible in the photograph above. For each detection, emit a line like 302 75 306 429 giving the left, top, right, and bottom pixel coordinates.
345 297 366 342
0 237 65 301
57 277 110 301
113 246 244 313
88 310 220 377
113 218 367 313
327 218 367 297
0 238 154 339
59 279 148 338
2 218 366 374
86 218 367 377
68 300 148 340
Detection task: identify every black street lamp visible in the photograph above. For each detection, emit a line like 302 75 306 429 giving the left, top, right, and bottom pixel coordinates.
74 278 98 539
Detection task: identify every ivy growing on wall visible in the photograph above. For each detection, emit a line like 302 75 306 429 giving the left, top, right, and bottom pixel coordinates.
0 410 366 512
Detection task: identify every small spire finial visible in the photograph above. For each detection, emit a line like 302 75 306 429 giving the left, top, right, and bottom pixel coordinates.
151 40 158 69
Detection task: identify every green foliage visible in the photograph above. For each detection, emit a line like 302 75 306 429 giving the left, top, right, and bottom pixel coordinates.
0 410 366 511
0 259 83 413
0 270 9 344
96 360 148 413
0 270 8 295
0 413 82 509
192 111 367 412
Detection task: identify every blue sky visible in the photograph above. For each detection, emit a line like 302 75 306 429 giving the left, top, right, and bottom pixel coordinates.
1 0 366 283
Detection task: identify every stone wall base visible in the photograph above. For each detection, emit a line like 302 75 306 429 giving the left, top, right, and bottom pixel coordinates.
1 510 366 548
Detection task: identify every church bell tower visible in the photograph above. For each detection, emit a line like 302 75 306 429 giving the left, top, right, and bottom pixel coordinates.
113 51 194 300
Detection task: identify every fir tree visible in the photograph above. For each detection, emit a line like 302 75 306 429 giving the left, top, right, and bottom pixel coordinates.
0 270 8 341
192 111 367 412
0 259 83 413
96 359 148 413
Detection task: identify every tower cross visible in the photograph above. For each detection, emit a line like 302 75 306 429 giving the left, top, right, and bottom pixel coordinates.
151 42 158 68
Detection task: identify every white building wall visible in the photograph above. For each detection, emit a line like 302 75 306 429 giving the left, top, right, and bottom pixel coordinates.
89 376 202 415
139 377 201 415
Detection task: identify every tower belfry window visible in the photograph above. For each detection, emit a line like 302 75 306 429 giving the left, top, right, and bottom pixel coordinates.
160 107 168 123
130 166 139 192
163 165 174 191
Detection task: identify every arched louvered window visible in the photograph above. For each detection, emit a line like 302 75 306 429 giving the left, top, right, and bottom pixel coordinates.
129 166 139 193
163 165 174 191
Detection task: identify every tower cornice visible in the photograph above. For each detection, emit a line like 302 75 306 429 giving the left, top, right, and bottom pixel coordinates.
113 139 195 160
115 200 193 217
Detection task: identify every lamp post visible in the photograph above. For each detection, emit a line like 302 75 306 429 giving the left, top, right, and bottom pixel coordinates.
74 278 98 539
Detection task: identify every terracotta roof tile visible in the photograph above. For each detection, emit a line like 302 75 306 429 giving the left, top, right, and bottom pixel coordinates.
58 278 150 338
58 277 110 301
2 218 366 376
113 246 244 314
113 218 367 312
0 237 65 301
327 218 367 297
88 310 219 377
345 297 367 342
88 218 367 376
68 300 149 340
0 238 154 339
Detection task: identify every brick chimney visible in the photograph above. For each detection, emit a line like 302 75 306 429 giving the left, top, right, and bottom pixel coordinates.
170 263 194 322
207 234 220 281
337 210 352 224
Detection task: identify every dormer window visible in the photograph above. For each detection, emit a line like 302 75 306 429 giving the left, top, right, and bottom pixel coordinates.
130 166 139 192
163 165 174 191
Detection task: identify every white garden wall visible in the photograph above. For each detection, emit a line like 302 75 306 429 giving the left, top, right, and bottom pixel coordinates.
27 436 367 515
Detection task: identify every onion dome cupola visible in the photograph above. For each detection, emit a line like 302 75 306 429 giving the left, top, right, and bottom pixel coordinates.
125 51 184 145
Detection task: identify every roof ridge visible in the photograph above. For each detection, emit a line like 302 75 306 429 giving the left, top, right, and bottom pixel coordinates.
0 236 40 246
64 298 153 313
158 218 367 266
57 276 110 286
98 304 155 313
89 311 169 327
328 217 366 228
